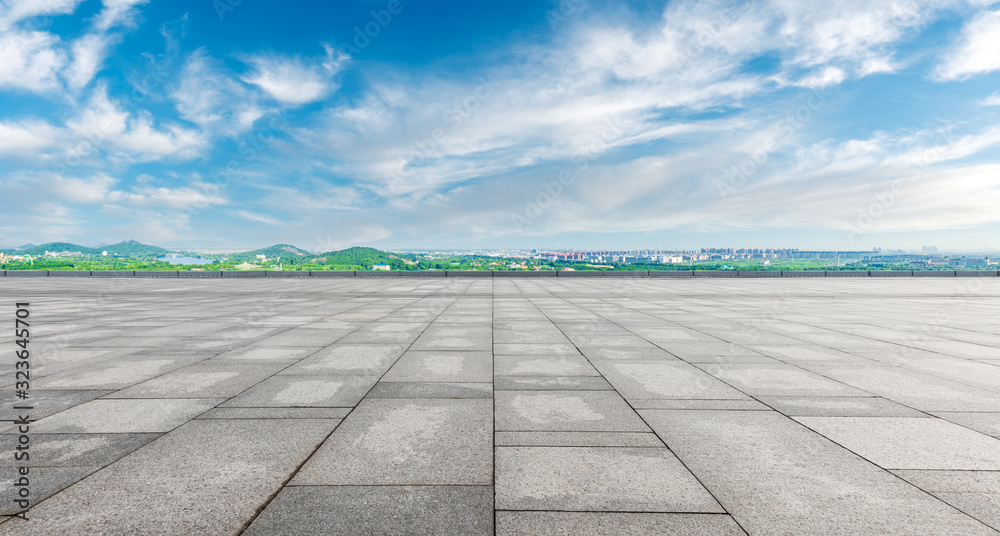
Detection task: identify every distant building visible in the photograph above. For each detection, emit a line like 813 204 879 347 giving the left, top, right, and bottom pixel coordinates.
865 254 926 263
965 257 994 268
788 250 870 260
372 264 391 270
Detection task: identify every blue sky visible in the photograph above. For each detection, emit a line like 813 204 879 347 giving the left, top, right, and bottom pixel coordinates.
1 0 999 251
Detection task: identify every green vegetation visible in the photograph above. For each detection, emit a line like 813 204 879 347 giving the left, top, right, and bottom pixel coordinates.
1 240 168 257
6 242 97 255
227 244 312 261
210 246 423 271
101 240 170 257
1 242 995 272
312 246 414 270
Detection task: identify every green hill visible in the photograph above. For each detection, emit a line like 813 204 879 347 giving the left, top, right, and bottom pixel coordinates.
314 246 418 269
1 240 169 257
12 242 97 255
229 244 312 261
101 240 171 257
1 241 424 271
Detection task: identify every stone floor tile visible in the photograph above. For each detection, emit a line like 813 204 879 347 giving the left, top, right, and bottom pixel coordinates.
0 433 159 467
495 431 664 447
291 398 492 485
493 344 581 356
794 416 1000 470
576 346 678 361
593 360 751 400
33 357 205 390
494 376 613 390
0 467 98 516
281 344 408 375
932 493 1000 531
807 366 1000 412
931 412 1000 439
494 355 599 376
495 512 746 536
697 363 870 396
245 486 494 536
0 419 338 535
892 469 1000 494
0 390 110 420
642 409 997 535
495 446 723 512
759 396 928 417
197 407 351 419
382 351 493 383
409 335 492 351
31 398 219 433
367 382 493 399
495 390 648 432
222 375 377 408
106 362 284 398
6 277 1000 534
208 345 323 362
631 398 771 410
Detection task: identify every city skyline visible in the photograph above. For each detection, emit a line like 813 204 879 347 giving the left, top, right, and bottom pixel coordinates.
1 0 999 250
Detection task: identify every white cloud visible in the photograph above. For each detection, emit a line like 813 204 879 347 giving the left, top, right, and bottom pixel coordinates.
0 120 60 153
0 0 83 30
66 84 128 136
63 33 115 89
0 30 65 91
0 0 148 95
66 85 206 160
52 173 122 203
92 0 148 31
127 184 227 210
172 50 265 134
886 126 1000 168
302 54 755 199
16 173 229 245
768 0 941 68
855 54 900 77
64 0 151 90
258 182 363 212
479 134 1000 240
113 114 204 159
935 9 1000 80
234 210 280 225
292 0 965 204
792 66 847 88
3 0 999 247
575 0 942 85
1 172 123 207
981 92 1000 106
5 172 228 216
240 45 347 105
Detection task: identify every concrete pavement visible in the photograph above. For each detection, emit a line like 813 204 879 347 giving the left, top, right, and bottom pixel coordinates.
2 277 1000 534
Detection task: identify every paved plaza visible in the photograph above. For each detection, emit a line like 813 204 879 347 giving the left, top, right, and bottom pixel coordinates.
2 277 1000 535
